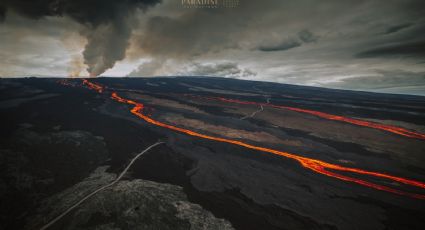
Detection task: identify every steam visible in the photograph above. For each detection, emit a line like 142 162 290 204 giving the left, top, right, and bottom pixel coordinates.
0 0 161 76
68 55 85 77
82 19 131 77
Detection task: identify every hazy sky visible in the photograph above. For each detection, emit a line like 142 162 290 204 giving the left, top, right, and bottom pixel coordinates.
1 0 425 95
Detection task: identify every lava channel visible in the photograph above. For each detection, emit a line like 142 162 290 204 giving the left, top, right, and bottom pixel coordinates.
188 95 425 141
79 79 425 199
83 79 104 93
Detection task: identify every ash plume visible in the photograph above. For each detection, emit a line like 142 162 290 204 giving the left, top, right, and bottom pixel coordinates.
0 0 161 76
68 54 85 77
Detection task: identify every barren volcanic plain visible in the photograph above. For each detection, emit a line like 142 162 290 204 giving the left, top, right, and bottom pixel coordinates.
1 77 425 230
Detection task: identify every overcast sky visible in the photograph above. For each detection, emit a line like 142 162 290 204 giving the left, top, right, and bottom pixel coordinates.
1 0 425 95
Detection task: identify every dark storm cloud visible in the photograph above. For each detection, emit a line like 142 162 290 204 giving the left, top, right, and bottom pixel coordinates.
0 0 160 26
355 14 425 59
383 23 413 35
355 40 425 58
298 30 318 43
0 6 5 22
257 30 318 52
258 40 301 52
0 0 161 76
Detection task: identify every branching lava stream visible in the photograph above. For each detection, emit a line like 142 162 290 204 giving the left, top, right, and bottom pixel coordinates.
187 95 425 140
80 79 425 199
82 79 104 93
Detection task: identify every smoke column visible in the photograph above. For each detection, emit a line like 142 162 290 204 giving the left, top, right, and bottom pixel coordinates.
0 0 162 76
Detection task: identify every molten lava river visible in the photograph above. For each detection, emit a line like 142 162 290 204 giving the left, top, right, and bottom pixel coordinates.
186 95 425 140
77 79 425 200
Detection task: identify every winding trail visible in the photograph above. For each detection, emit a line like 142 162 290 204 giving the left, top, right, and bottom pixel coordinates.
240 98 269 120
240 104 264 120
239 86 270 120
39 141 164 230
78 79 425 199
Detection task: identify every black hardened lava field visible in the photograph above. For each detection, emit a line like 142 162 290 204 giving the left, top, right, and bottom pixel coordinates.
1 77 425 230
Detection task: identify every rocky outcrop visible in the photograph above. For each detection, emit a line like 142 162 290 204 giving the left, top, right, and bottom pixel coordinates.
28 167 234 230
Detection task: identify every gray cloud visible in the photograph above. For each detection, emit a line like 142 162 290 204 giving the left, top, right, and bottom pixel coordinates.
128 59 165 77
124 0 425 95
132 11 245 58
298 30 318 43
129 60 256 78
257 30 318 52
384 23 413 35
178 62 257 78
326 70 425 95
131 0 377 58
355 40 425 58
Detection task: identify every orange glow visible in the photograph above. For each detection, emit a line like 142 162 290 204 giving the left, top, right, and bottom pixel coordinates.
78 79 425 199
82 79 104 93
191 95 425 140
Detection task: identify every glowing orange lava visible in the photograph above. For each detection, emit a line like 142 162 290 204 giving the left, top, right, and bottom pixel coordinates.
82 79 104 93
79 79 425 199
190 95 425 140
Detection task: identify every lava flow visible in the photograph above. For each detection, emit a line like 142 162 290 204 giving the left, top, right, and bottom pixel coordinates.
190 95 425 140
82 79 104 93
80 79 425 199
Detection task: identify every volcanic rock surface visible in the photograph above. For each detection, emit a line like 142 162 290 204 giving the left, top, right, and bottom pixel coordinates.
1 77 425 230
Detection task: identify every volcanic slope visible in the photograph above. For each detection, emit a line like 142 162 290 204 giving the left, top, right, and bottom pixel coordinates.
1 77 425 230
